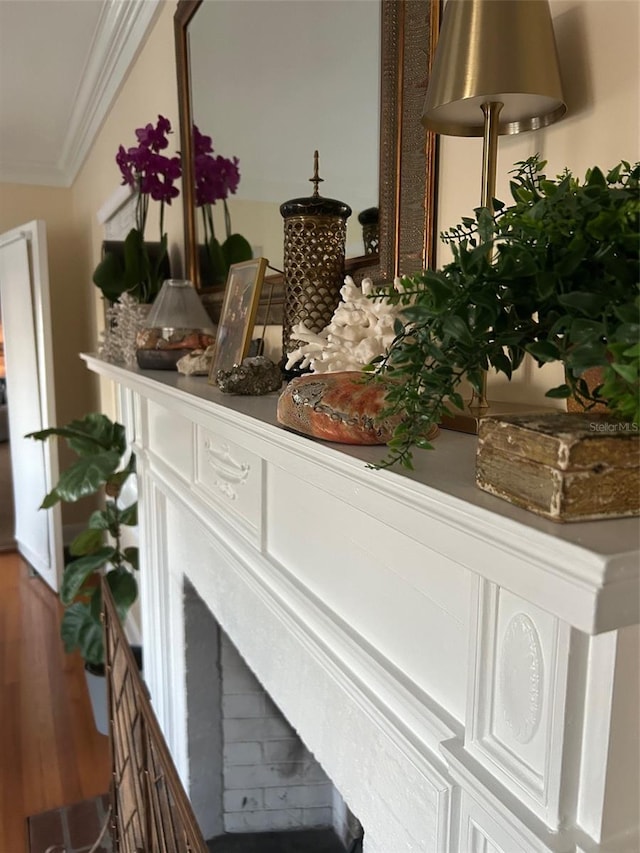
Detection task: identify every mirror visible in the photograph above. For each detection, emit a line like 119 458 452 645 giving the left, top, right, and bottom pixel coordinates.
175 0 440 319
189 0 380 271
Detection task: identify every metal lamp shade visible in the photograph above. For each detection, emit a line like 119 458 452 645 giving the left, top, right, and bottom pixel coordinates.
422 0 566 136
421 0 566 419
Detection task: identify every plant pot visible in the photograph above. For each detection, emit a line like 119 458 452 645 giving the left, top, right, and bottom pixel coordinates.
103 240 172 283
84 645 143 736
198 244 226 289
566 366 610 414
84 663 109 736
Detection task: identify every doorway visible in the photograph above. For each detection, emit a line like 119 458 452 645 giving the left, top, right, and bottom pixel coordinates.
0 220 63 589
0 319 14 550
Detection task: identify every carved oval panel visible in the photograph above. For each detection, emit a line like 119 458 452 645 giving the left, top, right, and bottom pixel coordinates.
499 613 544 744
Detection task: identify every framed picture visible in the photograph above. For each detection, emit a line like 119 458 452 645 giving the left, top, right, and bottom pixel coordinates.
209 258 268 383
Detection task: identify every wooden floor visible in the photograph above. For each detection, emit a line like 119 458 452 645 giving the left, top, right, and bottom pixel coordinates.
0 551 111 853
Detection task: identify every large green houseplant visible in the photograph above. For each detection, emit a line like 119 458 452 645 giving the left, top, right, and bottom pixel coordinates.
27 413 139 667
370 156 640 468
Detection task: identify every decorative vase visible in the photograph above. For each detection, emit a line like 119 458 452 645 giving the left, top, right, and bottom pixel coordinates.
280 152 351 366
101 239 171 285
99 294 152 366
358 206 379 255
197 243 225 289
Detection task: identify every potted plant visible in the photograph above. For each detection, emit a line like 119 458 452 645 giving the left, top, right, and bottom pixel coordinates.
369 156 639 468
92 114 182 305
27 413 139 733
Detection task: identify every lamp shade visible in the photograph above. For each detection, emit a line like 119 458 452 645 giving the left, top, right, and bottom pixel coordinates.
422 0 566 137
145 279 214 332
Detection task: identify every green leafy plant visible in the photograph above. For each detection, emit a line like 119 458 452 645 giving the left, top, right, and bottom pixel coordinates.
369 156 640 468
27 414 138 666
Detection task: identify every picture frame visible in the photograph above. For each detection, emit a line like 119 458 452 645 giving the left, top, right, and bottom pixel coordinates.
208 258 268 383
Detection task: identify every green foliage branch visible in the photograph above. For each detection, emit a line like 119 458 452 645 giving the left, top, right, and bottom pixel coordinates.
368 156 640 469
27 413 139 667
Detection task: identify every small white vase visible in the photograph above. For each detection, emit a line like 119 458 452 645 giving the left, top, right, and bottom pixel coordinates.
84 664 109 736
84 646 143 735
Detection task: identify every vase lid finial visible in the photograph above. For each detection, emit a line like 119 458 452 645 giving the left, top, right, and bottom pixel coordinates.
309 150 324 198
280 149 351 220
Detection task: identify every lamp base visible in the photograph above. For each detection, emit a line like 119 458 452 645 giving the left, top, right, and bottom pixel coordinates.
441 399 560 435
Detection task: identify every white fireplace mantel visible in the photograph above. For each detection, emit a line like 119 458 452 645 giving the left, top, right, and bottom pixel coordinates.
83 354 640 853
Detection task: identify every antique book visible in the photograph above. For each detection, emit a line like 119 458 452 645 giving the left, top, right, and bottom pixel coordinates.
476 412 639 522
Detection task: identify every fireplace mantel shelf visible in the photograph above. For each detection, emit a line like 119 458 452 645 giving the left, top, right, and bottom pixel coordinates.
83 353 639 853
83 354 639 637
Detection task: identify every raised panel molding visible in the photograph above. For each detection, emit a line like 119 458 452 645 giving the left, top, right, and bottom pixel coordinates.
468 821 508 853
465 580 571 827
457 789 544 853
193 425 262 546
139 474 171 736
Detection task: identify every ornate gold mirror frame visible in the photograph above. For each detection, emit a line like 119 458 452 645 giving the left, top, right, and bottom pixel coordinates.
175 0 440 310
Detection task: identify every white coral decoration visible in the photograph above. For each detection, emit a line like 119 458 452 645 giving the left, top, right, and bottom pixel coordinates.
285 276 406 373
98 293 151 365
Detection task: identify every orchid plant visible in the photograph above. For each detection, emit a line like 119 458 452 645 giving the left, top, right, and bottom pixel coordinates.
93 115 182 304
193 124 252 285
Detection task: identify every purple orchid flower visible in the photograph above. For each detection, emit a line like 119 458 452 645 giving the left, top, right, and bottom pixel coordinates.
116 116 180 201
190 125 251 283
108 115 183 302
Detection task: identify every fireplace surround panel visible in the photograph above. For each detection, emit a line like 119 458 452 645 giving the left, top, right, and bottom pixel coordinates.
83 356 640 853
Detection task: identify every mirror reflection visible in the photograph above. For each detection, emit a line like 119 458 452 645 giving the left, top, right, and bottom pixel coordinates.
188 0 381 279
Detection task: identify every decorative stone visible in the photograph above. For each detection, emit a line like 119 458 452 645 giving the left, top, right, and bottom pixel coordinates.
176 346 216 376
136 328 217 371
136 328 216 352
216 356 283 395
476 412 640 522
277 371 438 446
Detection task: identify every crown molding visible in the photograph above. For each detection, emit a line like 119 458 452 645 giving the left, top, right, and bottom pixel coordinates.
0 0 162 188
